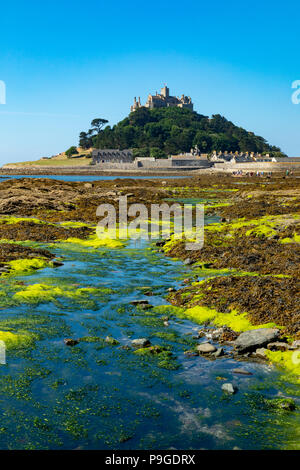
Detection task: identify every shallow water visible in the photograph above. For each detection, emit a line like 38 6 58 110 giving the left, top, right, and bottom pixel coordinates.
0 239 299 450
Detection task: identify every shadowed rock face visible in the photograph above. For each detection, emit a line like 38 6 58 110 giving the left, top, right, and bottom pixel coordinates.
233 328 280 353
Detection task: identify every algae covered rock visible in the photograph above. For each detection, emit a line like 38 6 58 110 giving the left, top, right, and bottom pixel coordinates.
131 338 151 348
134 345 162 355
105 336 119 346
233 328 280 353
266 398 296 412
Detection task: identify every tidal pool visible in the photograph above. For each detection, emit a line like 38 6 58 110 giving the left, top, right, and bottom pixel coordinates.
0 239 299 450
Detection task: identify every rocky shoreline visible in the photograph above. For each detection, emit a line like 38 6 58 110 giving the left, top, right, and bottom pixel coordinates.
0 173 299 380
0 167 201 176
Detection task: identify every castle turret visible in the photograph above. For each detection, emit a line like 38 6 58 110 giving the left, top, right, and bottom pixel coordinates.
161 85 169 98
130 97 142 113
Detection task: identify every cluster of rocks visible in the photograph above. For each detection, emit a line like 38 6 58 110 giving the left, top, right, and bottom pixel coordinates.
187 327 300 373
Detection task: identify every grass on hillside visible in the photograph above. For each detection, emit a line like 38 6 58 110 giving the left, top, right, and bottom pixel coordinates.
4 147 94 167
5 157 93 167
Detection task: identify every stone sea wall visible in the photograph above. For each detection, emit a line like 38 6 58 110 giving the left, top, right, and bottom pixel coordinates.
213 162 300 172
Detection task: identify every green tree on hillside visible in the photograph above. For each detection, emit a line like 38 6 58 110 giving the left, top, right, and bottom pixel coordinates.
65 146 79 158
79 132 92 149
91 118 109 133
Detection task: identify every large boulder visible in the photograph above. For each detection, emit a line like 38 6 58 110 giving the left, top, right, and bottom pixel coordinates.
233 328 280 353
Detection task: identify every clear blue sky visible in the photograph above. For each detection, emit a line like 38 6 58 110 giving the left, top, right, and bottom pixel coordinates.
1 0 300 164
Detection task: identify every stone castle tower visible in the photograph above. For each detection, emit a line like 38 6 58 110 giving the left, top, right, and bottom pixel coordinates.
130 86 193 112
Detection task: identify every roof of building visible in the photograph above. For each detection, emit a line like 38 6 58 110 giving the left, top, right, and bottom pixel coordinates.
92 149 132 155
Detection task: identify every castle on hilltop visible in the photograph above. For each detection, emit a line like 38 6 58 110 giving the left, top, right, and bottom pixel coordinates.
130 86 193 112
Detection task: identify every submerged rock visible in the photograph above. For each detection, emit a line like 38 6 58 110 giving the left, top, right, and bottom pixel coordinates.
131 338 151 348
64 338 79 346
196 343 217 354
134 345 166 356
184 350 198 357
130 300 149 306
143 345 162 355
233 328 280 353
266 398 296 411
222 383 238 394
232 368 253 376
105 336 119 346
52 260 64 267
119 345 131 351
